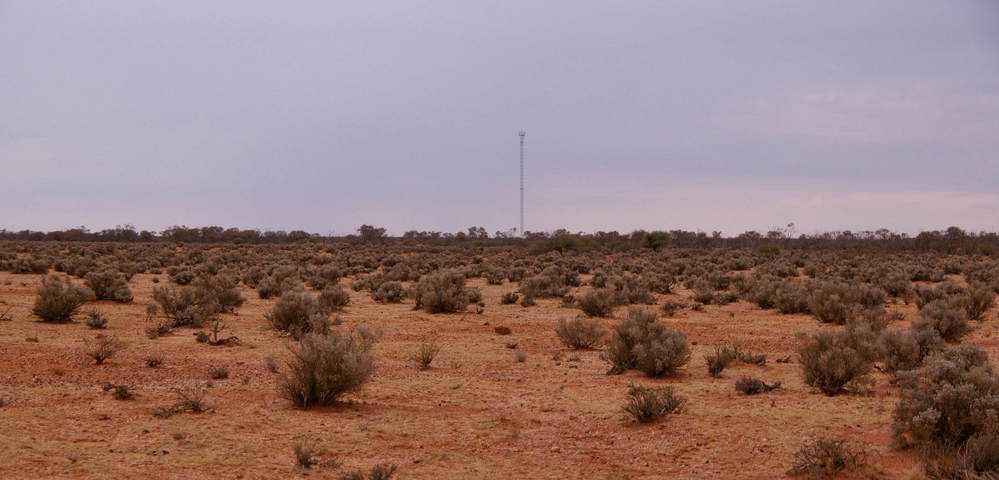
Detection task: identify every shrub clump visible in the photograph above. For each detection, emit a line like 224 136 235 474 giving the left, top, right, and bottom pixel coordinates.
577 288 619 317
892 344 999 449
797 329 871 395
32 275 95 322
340 463 399 480
913 298 973 343
319 285 351 310
963 282 995 321
705 345 767 377
84 310 109 329
153 386 208 418
152 285 222 328
622 384 686 423
293 443 339 469
735 377 781 395
371 282 404 303
279 329 376 408
787 437 867 478
102 383 135 400
409 270 475 313
807 281 884 325
85 335 126 365
266 291 331 339
410 342 441 370
605 308 691 378
84 270 133 302
555 316 607 349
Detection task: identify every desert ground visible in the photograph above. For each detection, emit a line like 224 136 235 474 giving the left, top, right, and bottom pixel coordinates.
1 243 996 479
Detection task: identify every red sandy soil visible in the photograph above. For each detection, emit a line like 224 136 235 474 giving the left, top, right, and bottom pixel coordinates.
2 271 996 479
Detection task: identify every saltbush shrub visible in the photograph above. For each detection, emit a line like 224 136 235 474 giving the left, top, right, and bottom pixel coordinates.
913 298 972 343
84 270 133 302
787 437 867 477
577 288 618 317
319 285 351 310
554 316 607 349
892 344 999 448
410 270 474 314
797 329 871 395
152 285 221 328
735 376 781 395
266 291 330 339
605 308 691 377
371 282 404 303
622 384 686 423
279 329 376 408
32 275 95 322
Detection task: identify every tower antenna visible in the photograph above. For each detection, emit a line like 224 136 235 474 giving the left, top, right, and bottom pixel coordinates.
519 130 526 236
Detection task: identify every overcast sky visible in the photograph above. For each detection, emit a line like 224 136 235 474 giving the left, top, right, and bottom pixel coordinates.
2 1 997 235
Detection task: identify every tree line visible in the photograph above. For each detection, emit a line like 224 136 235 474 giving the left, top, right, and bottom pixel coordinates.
1 224 997 254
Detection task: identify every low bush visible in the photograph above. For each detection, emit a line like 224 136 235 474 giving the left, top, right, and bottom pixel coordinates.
410 342 441 370
208 365 229 379
32 275 95 322
964 282 995 321
102 383 134 400
153 386 208 418
913 298 972 343
266 291 330 339
787 437 867 478
371 282 404 303
518 271 570 299
152 285 221 328
193 274 244 313
319 286 351 310
279 329 376 408
735 377 781 395
808 281 884 325
84 310 108 329
144 355 164 368
293 443 339 469
921 432 999 480
410 270 474 314
622 384 686 423
892 344 999 449
145 319 173 339
773 283 811 314
605 308 691 378
340 463 399 480
797 330 871 395
85 270 133 302
661 300 686 317
876 328 926 377
554 316 607 349
914 280 965 309
705 345 767 377
85 335 126 365
577 288 618 317
705 348 732 378
500 292 518 305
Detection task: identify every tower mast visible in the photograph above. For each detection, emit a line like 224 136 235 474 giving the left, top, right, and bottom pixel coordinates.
519 130 526 236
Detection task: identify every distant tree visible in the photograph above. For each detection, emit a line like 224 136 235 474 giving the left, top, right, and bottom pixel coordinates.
357 224 387 242
642 231 670 251
467 226 488 240
287 230 312 242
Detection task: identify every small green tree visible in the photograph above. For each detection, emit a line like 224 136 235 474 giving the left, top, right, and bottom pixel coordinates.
642 231 670 251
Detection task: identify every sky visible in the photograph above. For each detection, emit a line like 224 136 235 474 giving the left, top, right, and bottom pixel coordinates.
1 1 998 236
